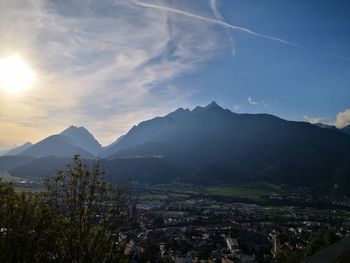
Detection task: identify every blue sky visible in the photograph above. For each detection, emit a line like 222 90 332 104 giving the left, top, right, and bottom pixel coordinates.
190 0 350 119
0 0 350 147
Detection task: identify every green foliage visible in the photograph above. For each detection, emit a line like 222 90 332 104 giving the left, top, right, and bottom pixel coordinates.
303 229 339 258
0 178 57 262
0 156 132 262
276 229 340 263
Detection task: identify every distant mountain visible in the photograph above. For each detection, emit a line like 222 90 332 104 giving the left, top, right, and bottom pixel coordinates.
101 101 350 193
313 123 338 131
0 156 35 172
0 149 9 156
3 142 33 156
105 157 189 184
341 124 350 135
101 106 193 157
7 156 73 179
314 123 350 136
60 126 102 155
8 156 188 184
18 135 94 158
103 135 125 151
13 126 102 158
4 102 350 194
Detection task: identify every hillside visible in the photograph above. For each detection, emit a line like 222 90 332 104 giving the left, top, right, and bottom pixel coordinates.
18 135 94 158
2 102 350 194
342 124 350 135
60 126 102 155
102 102 350 193
2 142 33 156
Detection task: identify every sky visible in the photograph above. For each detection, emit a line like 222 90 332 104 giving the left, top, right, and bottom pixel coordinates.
0 0 350 149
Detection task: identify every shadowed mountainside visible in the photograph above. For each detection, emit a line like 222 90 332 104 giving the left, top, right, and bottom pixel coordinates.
60 125 102 155
2 102 350 194
1 142 33 156
17 135 94 158
342 124 350 135
101 102 350 192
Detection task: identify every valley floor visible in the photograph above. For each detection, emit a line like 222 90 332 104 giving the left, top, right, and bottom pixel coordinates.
4 176 350 263
120 183 350 262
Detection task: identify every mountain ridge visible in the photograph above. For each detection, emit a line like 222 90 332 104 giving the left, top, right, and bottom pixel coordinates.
17 134 94 158
2 142 33 156
99 102 350 193
2 102 350 194
60 125 102 155
342 124 350 135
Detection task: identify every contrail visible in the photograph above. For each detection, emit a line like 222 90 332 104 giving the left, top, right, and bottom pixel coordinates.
136 1 298 46
328 53 350 62
209 0 235 56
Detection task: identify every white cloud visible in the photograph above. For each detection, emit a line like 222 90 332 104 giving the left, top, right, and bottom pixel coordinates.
335 108 350 128
303 115 326 124
303 109 350 128
247 96 258 106
136 1 298 46
0 0 223 145
209 0 235 56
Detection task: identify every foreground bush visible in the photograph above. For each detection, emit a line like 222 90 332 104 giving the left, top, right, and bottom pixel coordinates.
0 156 131 263
276 229 340 263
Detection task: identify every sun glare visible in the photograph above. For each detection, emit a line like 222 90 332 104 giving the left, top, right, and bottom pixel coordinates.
0 55 35 93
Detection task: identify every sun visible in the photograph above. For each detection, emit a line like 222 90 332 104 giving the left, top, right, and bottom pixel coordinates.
0 55 35 93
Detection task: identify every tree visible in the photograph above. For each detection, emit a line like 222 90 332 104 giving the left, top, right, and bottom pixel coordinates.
0 156 132 262
0 179 57 262
276 229 340 263
41 155 131 262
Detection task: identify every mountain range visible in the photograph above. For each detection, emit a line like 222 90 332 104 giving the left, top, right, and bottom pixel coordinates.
342 124 350 135
3 142 33 156
1 102 350 194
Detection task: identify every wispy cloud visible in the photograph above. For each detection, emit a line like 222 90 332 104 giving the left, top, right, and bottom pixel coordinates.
318 50 350 63
303 115 326 124
0 0 223 145
209 0 235 57
247 96 258 106
136 1 298 46
261 101 269 107
233 104 243 111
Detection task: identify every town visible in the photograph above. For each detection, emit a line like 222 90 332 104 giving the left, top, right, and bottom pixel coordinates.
116 183 350 262
5 175 350 262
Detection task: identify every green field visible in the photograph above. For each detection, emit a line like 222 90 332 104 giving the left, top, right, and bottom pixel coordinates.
0 172 22 182
205 186 272 201
1 172 281 202
137 183 281 202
